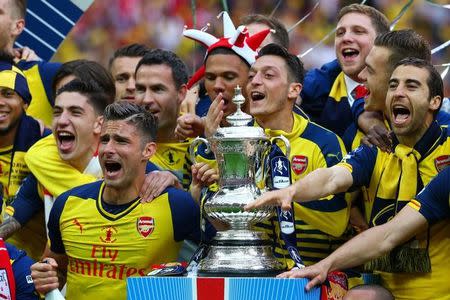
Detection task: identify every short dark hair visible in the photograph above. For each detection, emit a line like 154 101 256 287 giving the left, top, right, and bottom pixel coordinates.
56 79 113 115
52 59 115 100
241 14 289 49
103 101 157 144
394 58 443 108
375 29 431 74
108 43 151 70
136 49 188 90
338 4 389 35
258 43 305 84
206 47 251 68
10 0 27 19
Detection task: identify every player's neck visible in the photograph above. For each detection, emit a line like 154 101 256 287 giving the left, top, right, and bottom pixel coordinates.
103 184 140 205
257 109 294 133
0 125 18 148
68 144 98 172
103 175 145 205
157 125 178 143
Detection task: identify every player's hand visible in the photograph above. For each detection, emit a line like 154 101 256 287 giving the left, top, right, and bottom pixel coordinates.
244 186 295 211
204 93 224 138
277 262 330 291
30 258 60 295
180 84 199 115
140 171 182 203
13 46 41 62
361 125 392 152
190 163 218 202
175 113 205 139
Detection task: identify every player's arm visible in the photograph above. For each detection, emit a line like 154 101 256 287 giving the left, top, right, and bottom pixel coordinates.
32 191 69 293
1 175 44 239
280 205 428 290
7 243 40 300
246 165 353 211
0 217 21 240
168 188 217 243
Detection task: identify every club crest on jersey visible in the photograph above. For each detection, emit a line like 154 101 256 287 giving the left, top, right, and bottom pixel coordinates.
137 217 154 238
434 155 450 172
291 155 308 175
100 226 117 243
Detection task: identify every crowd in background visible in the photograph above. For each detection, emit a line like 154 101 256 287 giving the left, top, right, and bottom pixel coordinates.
54 0 449 93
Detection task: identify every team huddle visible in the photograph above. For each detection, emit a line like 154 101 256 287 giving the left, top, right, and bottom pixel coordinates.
0 0 449 299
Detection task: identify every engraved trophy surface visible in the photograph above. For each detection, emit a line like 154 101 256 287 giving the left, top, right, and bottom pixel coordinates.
189 86 289 277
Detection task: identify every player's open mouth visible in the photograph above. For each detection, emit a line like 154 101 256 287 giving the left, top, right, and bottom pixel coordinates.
104 161 122 177
342 48 359 60
392 105 411 126
251 91 265 101
57 131 75 153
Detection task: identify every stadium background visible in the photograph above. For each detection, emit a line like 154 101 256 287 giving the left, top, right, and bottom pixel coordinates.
53 0 449 94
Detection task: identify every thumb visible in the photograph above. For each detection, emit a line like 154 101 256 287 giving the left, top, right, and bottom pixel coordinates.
281 200 291 211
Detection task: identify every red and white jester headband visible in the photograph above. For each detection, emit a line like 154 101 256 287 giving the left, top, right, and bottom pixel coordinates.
183 11 271 89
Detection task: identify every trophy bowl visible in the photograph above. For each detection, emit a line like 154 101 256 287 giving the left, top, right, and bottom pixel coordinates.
189 86 288 277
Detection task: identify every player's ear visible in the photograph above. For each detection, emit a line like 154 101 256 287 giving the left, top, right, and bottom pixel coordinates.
142 142 157 160
93 116 103 134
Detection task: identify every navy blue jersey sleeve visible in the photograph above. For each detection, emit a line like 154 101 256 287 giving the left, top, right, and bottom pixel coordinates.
48 192 69 254
167 188 216 243
145 160 160 173
351 97 365 122
341 144 378 188
414 167 450 224
6 243 39 300
300 59 341 120
10 174 44 226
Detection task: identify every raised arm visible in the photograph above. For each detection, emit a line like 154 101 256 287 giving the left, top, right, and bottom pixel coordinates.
280 205 428 290
245 164 353 211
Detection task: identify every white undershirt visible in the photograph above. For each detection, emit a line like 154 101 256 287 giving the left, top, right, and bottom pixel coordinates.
344 74 360 108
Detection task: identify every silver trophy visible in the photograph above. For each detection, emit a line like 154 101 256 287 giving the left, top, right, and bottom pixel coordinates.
189 86 290 277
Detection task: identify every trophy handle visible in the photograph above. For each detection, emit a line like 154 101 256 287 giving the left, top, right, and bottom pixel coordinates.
189 137 211 164
272 135 291 158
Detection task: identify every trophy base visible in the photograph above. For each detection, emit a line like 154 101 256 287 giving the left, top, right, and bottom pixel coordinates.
197 230 285 278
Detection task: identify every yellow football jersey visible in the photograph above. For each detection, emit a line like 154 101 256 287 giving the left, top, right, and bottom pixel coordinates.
48 182 204 300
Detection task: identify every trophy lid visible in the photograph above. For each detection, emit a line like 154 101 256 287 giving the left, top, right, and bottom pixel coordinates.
225 85 252 127
214 86 267 140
